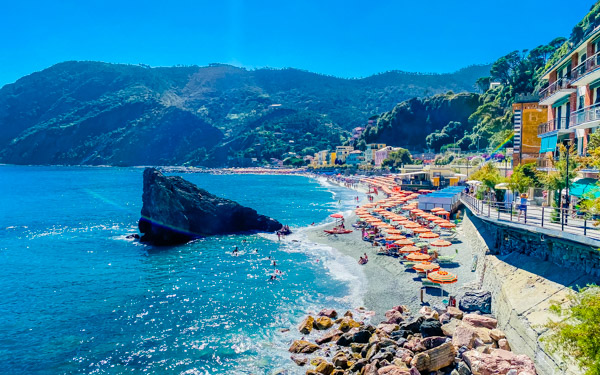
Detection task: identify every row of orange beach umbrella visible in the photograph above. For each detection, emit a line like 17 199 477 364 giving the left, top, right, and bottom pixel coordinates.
352 186 459 293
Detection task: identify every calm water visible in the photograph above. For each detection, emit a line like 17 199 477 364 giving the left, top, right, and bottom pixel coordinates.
0 166 364 374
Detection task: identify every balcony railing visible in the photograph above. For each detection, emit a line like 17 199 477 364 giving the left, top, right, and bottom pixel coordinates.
571 102 600 127
571 52 600 82
539 77 572 102
537 117 569 135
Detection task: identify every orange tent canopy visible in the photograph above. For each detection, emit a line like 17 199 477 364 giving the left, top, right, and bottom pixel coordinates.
394 239 415 246
430 240 453 247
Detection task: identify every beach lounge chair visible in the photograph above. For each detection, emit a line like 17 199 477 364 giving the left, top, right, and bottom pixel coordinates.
421 280 442 289
437 249 459 264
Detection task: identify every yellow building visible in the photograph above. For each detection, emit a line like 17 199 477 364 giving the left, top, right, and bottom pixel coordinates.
329 152 337 166
512 101 546 167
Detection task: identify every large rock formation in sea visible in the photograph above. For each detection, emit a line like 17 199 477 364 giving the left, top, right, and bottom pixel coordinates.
138 168 282 245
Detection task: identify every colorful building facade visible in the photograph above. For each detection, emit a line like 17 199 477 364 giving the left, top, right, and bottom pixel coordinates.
512 101 546 167
538 26 600 159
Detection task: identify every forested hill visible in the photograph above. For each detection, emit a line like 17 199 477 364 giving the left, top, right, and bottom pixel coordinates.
356 93 481 151
0 61 489 166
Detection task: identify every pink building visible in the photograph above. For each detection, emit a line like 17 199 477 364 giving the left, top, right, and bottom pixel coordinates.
374 146 395 167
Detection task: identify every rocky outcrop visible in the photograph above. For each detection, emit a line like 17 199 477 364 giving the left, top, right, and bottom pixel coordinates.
138 168 282 245
287 305 537 375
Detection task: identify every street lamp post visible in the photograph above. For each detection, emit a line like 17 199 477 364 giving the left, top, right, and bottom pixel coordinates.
563 142 571 225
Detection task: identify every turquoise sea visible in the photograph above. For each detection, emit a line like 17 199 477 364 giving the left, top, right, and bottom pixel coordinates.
0 166 365 374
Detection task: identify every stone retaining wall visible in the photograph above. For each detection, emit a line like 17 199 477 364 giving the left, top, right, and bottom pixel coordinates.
461 211 599 375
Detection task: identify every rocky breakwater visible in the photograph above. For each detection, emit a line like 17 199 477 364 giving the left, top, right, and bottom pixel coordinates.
138 168 282 245
288 305 537 375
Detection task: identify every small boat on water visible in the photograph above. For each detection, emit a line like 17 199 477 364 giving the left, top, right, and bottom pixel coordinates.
324 213 352 234
324 227 352 235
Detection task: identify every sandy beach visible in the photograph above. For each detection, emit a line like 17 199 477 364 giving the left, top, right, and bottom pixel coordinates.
306 180 478 321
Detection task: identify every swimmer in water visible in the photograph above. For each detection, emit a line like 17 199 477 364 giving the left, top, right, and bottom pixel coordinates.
233 246 238 255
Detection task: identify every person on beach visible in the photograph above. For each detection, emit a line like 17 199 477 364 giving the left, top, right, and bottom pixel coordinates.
364 253 368 261
277 232 281 241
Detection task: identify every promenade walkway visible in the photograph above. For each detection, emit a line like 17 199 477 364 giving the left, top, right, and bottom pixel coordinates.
460 193 600 247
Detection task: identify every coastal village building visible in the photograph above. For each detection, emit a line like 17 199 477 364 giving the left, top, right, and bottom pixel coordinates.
315 150 329 166
335 146 354 163
365 143 386 165
538 26 600 159
329 152 337 166
374 146 396 167
346 150 365 165
512 99 545 167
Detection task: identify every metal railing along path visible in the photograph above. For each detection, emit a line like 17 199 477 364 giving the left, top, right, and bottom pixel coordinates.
460 193 600 243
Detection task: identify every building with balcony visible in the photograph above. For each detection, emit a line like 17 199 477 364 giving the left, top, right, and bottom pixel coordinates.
315 150 329 166
512 101 545 167
346 150 364 166
364 143 386 165
335 146 354 163
538 26 600 157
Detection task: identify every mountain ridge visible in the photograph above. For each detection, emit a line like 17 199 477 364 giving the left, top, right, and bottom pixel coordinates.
0 61 490 166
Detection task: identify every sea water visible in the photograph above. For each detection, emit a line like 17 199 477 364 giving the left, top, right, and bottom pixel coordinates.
0 166 365 374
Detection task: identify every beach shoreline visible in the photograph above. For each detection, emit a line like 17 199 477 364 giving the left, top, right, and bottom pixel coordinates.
306 177 478 321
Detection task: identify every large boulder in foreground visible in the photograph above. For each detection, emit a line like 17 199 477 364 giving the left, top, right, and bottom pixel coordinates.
138 168 282 245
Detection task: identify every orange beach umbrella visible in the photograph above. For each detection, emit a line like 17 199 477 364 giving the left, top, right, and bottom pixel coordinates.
419 232 440 240
430 240 453 248
413 262 440 272
438 222 456 228
406 252 431 262
412 227 432 234
427 270 458 284
399 245 421 253
394 239 415 246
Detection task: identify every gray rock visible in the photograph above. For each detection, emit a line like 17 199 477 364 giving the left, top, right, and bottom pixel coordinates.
400 316 424 333
458 290 492 314
353 329 372 344
139 168 282 245
420 319 443 337
457 361 472 375
336 332 354 346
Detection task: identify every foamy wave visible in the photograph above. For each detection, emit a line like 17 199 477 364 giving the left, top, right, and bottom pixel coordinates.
275 229 366 307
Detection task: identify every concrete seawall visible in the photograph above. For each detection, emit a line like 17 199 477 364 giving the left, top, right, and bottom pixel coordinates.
462 210 599 375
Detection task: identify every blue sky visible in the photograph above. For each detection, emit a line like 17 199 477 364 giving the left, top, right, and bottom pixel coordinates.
0 0 595 86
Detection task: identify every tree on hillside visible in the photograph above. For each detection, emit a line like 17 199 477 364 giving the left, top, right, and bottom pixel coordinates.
475 77 491 93
426 121 467 151
543 285 600 375
382 148 412 171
